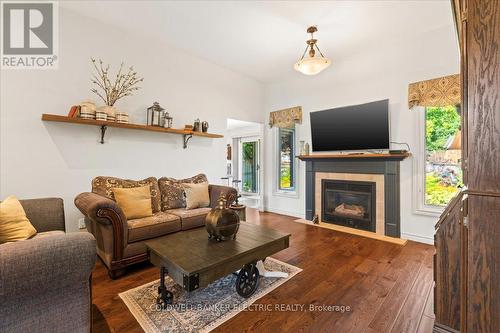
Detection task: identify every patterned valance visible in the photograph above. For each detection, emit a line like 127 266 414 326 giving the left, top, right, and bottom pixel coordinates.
269 106 302 128
408 74 461 109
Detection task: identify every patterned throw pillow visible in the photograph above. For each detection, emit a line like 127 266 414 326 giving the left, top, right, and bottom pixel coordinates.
158 174 208 210
92 176 161 213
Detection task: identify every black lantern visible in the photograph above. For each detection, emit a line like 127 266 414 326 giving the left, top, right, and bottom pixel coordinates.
147 102 165 127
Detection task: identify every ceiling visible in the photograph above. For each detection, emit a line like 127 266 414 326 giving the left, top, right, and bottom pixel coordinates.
62 1 454 83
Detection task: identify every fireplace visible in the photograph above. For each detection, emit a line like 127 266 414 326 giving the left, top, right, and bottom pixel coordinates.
321 179 376 232
301 154 409 237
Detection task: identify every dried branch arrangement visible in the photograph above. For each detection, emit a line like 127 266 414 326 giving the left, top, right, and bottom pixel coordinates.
90 58 144 106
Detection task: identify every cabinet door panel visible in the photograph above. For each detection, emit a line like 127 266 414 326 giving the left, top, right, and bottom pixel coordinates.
434 200 462 331
467 194 500 333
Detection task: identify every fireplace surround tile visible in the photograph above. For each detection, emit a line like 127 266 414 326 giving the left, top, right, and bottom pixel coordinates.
304 158 403 237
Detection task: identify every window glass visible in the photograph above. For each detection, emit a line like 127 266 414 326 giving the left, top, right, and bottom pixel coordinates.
278 127 295 191
424 106 462 206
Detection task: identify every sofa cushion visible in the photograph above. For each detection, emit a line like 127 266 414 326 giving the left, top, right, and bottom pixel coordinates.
166 207 211 230
32 230 65 238
112 186 153 220
92 176 161 213
0 196 37 244
127 211 181 243
183 182 210 209
158 174 208 210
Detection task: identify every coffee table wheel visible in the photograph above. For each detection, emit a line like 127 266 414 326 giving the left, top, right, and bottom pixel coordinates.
156 286 173 309
236 263 259 298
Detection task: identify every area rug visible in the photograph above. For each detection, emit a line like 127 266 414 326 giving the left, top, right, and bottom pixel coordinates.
119 258 302 333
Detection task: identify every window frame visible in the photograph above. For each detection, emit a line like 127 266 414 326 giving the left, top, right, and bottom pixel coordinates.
274 126 299 197
413 106 460 217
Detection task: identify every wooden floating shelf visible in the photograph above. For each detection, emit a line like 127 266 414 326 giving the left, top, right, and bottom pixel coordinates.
41 114 223 148
297 152 410 161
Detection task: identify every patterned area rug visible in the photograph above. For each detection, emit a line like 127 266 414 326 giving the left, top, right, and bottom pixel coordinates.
119 258 301 333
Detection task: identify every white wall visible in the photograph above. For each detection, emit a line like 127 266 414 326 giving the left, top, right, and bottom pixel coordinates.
263 24 460 244
0 7 263 231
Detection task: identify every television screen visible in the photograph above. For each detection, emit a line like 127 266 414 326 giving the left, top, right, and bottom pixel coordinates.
310 99 389 152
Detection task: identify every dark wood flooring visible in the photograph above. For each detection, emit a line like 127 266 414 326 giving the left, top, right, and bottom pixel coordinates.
92 211 435 333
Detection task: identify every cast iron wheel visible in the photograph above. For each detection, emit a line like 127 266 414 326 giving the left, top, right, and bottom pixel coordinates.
236 263 259 298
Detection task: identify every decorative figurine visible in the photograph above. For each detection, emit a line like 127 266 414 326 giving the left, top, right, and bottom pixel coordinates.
227 144 232 160
304 142 310 155
193 118 201 132
163 111 173 128
205 196 240 241
202 121 209 132
299 140 306 155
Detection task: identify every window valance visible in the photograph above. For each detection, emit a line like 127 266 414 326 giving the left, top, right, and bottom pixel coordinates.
408 74 461 109
269 106 302 128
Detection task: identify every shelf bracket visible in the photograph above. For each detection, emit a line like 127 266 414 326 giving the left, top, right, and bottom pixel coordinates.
183 134 193 149
100 125 107 144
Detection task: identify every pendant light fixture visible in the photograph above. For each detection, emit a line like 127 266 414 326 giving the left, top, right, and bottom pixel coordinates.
294 26 331 75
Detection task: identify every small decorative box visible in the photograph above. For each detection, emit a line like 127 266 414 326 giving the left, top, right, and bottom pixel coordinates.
116 112 129 123
79 112 95 120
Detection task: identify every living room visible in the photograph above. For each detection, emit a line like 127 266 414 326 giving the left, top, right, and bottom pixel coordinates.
1 1 498 333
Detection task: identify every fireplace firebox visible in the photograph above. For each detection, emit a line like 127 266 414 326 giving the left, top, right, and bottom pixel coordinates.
321 179 376 232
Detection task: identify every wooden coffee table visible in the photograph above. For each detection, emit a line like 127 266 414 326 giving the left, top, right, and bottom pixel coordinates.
144 222 290 306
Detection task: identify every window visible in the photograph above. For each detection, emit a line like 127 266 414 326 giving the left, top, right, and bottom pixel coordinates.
277 127 296 192
415 106 462 215
241 140 258 194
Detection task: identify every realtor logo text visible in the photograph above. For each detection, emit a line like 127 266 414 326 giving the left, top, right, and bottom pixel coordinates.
1 1 58 69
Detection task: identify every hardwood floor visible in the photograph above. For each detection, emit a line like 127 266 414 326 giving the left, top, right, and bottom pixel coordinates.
91 211 435 333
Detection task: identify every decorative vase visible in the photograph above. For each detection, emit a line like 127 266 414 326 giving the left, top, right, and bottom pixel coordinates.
97 106 117 122
299 140 305 155
202 121 209 132
205 196 240 241
193 118 201 132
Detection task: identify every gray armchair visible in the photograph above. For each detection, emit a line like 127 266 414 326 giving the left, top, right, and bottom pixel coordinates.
0 198 96 333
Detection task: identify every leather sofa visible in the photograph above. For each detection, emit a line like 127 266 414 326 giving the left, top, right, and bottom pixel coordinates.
0 198 96 333
75 174 237 279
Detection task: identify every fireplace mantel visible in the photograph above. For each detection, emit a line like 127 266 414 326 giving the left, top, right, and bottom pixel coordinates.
297 152 410 161
302 154 409 238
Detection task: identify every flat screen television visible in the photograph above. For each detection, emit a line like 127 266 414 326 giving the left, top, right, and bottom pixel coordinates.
310 99 390 152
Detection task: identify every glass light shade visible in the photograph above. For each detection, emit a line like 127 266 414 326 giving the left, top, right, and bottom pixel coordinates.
294 56 331 75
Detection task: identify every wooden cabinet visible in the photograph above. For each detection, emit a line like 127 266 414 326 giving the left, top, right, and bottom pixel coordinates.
434 193 464 332
434 1 500 332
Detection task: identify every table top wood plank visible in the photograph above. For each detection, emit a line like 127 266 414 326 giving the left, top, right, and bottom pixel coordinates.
145 222 290 274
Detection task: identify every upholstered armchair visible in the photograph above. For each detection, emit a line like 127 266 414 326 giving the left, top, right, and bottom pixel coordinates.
0 198 96 333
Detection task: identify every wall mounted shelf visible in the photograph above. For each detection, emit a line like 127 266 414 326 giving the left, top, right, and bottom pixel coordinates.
41 114 223 148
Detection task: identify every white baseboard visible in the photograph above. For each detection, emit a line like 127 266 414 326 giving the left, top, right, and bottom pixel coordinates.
264 206 304 219
401 232 434 245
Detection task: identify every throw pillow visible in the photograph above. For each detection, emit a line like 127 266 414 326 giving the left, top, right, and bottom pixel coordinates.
92 176 161 213
158 174 208 210
0 196 37 244
183 182 210 209
112 186 153 220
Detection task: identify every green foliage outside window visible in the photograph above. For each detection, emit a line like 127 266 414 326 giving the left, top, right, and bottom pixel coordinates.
425 106 462 206
425 106 461 151
279 128 295 191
